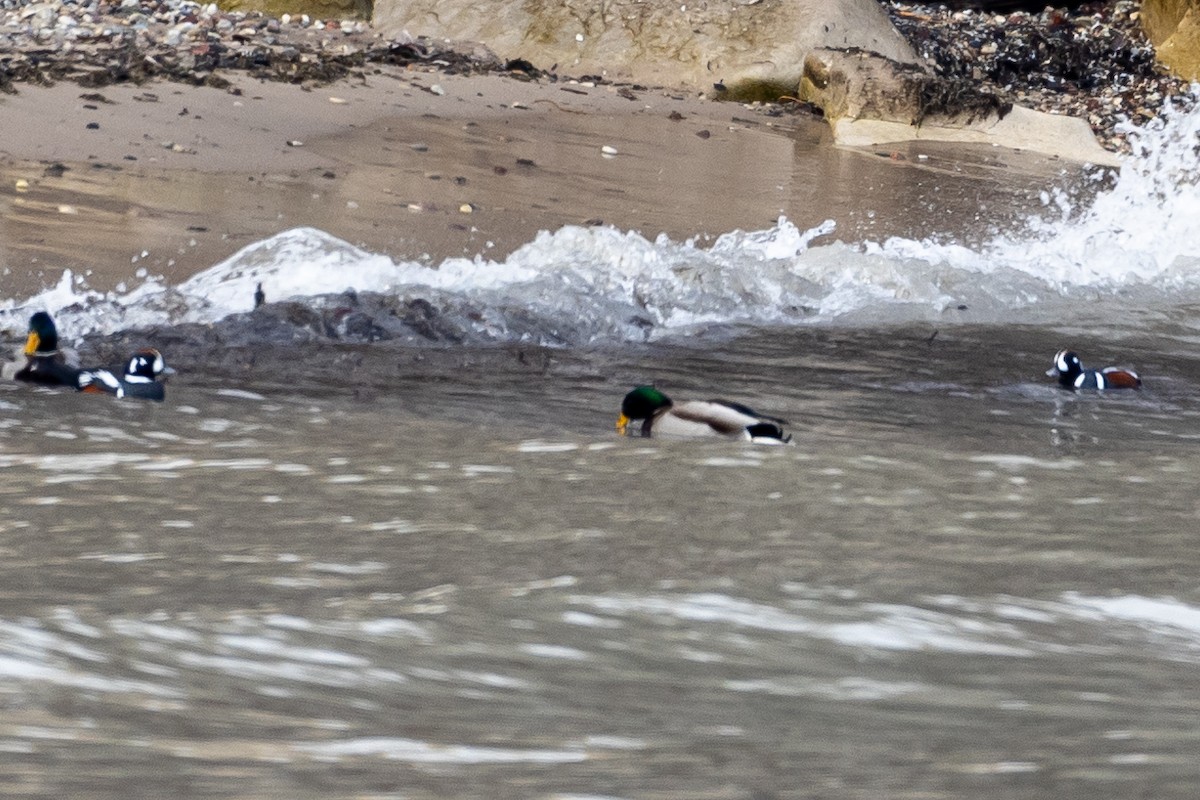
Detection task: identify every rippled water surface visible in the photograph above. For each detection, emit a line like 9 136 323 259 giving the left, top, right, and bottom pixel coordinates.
5 88 1200 800
4 324 1200 799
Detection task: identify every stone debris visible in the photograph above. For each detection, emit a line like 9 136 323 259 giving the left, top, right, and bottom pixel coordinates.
0 0 510 93
884 1 1194 152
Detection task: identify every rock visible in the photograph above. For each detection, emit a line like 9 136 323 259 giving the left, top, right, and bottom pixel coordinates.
1142 0 1200 79
799 48 1118 166
371 0 918 91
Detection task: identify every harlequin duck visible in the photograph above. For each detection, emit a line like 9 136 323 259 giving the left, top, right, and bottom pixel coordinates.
78 348 174 401
617 385 792 443
12 311 83 388
1046 349 1141 390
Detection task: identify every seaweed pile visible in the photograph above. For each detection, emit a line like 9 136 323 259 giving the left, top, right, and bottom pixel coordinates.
884 0 1192 151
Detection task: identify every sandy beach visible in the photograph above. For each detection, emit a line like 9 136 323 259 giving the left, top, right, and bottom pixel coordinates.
1 63 1082 305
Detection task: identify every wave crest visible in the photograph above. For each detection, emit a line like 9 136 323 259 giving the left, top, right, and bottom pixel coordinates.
5 96 1200 345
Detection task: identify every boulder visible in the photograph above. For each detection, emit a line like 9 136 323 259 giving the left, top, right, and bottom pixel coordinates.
799 48 1118 166
369 0 1116 163
1142 0 1200 80
371 0 917 93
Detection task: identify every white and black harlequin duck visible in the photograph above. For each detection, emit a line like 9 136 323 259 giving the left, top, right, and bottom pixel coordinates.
617 385 792 444
1046 349 1141 390
78 348 174 401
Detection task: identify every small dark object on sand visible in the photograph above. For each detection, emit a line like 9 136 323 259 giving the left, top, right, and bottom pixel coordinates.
254 283 266 309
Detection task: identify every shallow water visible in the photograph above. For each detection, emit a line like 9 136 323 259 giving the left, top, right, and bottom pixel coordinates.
4 93 1200 800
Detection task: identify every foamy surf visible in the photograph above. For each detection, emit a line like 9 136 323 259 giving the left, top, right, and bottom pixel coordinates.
4 95 1199 346
906 92 1200 288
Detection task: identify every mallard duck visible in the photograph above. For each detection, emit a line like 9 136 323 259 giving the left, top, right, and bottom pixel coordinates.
1046 350 1141 390
79 348 175 401
13 311 82 388
617 385 792 443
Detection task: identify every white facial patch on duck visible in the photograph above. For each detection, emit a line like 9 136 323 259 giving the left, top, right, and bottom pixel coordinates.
126 351 165 382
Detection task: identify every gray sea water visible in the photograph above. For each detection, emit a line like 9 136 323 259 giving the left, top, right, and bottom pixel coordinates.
4 323 1200 799
3 100 1200 799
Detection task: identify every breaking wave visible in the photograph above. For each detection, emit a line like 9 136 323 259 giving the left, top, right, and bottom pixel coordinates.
4 95 1199 347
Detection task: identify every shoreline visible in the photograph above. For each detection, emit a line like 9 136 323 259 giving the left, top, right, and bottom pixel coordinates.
1 66 1086 307
2 0 1169 312
0 70 805 300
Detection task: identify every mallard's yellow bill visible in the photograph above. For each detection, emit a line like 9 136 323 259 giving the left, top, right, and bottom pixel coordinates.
616 413 630 435
23 332 39 356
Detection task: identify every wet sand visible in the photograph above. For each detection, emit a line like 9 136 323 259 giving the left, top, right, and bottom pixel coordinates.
1 66 1091 302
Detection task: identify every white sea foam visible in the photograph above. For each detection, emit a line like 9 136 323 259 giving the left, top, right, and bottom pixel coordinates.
4 97 1199 342
974 94 1200 287
579 593 1033 656
518 643 590 660
294 736 587 763
725 675 926 701
1060 593 1200 641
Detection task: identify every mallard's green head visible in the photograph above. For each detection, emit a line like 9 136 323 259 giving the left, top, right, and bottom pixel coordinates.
617 385 672 434
24 311 59 356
